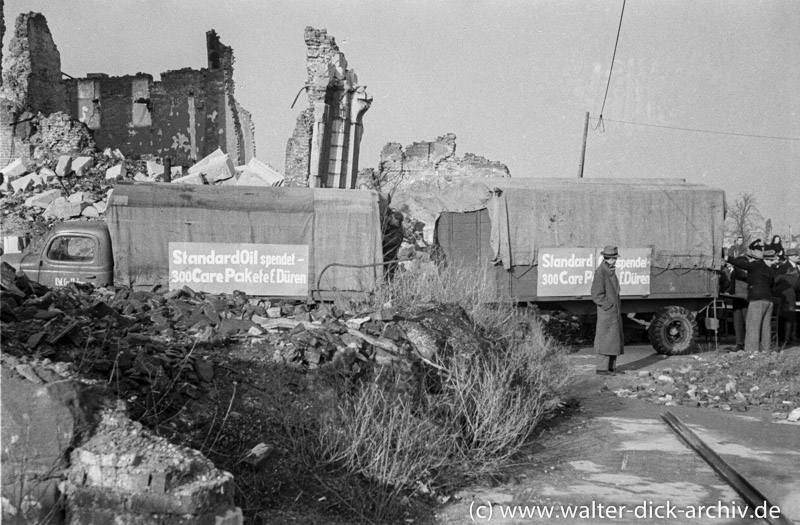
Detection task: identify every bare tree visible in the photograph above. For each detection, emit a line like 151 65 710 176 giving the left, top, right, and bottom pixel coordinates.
726 191 763 243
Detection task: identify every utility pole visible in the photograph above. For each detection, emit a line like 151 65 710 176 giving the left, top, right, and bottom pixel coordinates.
578 111 589 178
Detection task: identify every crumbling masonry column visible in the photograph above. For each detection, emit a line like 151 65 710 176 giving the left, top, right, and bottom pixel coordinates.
285 27 371 188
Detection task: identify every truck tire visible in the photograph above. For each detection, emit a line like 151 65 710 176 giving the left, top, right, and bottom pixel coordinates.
648 306 698 355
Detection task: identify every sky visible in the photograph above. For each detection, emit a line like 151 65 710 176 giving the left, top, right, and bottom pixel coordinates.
4 0 799 237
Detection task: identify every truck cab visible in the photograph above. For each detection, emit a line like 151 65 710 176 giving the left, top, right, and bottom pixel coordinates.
19 222 113 288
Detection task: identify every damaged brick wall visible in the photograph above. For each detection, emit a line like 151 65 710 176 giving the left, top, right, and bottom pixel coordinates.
367 133 510 192
284 27 372 188
361 133 510 243
1 12 69 167
62 30 254 167
1 12 67 114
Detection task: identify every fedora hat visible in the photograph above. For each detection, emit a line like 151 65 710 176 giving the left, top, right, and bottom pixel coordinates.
787 248 799 257
601 245 619 258
749 249 763 260
764 249 776 260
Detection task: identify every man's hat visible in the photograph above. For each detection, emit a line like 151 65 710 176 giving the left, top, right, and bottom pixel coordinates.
764 249 776 260
749 249 763 260
787 248 799 257
601 246 619 258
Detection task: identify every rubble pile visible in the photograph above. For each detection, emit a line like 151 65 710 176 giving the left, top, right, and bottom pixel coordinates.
611 349 800 419
1 256 487 420
66 404 241 524
0 147 283 246
1 259 492 521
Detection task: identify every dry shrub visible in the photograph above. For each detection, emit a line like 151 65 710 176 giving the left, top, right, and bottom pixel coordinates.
273 262 573 520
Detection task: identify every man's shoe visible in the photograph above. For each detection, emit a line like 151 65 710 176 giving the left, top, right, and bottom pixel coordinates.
596 370 613 376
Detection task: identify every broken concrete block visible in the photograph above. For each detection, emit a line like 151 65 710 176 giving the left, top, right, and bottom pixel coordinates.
170 166 183 178
172 172 207 185
146 161 164 177
133 172 152 182
43 197 85 219
72 156 94 176
81 205 100 218
56 155 73 176
113 149 125 161
38 167 57 184
93 201 108 214
11 173 42 193
106 164 124 180
1 158 28 179
24 189 62 208
193 154 235 183
188 147 225 173
266 307 282 318
103 147 114 158
240 157 284 186
69 191 94 204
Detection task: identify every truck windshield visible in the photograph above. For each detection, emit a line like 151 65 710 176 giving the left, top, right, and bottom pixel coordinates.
47 236 95 262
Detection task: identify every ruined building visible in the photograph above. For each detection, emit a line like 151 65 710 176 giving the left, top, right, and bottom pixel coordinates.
1 11 254 167
363 133 510 192
285 27 372 188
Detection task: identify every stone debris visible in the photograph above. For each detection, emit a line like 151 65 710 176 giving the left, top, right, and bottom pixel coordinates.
146 160 164 177
105 163 124 180
1 158 28 179
43 197 85 219
610 351 800 416
56 155 73 176
71 156 94 176
187 149 235 183
10 173 42 193
24 188 62 208
66 404 241 524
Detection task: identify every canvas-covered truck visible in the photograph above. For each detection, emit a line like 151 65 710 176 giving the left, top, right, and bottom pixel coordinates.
430 178 726 355
11 182 384 299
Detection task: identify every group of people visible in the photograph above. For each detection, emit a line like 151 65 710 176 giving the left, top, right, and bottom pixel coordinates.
590 235 800 376
721 235 800 352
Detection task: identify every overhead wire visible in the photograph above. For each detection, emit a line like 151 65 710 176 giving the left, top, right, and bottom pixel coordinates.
595 0 627 131
591 117 800 142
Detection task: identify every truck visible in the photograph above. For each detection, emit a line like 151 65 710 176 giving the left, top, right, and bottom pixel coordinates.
429 177 726 355
9 177 727 355
9 181 384 299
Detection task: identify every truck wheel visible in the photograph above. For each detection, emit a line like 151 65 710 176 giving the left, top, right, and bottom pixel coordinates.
648 306 698 355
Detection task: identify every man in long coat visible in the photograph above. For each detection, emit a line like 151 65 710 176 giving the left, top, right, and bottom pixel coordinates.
591 246 624 375
774 248 800 345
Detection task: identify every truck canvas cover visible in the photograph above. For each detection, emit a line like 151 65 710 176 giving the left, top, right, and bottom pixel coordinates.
432 178 725 272
107 182 382 295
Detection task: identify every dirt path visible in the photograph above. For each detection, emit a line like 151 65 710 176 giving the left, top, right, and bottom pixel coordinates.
435 345 800 524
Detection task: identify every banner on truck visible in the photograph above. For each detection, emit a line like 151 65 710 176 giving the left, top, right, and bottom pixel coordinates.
169 242 309 296
537 247 651 297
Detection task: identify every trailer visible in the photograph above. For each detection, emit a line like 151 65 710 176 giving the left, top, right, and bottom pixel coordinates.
431 178 726 355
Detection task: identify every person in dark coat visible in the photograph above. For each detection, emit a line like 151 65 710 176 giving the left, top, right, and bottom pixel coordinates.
724 243 749 350
728 248 777 352
767 235 785 260
774 248 800 345
591 245 624 375
729 236 748 258
382 210 404 280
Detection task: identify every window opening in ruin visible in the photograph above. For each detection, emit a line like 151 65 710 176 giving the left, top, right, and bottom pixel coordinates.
132 78 152 128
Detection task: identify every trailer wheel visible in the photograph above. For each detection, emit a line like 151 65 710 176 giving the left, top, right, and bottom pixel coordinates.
648 306 698 355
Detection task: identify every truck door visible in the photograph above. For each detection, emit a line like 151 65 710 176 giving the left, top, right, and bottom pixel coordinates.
37 233 107 288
